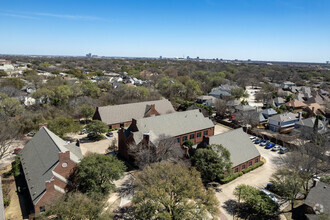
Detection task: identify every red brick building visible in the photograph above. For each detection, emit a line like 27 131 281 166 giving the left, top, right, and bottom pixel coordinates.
93 99 175 129
20 126 82 219
118 109 215 161
197 128 261 173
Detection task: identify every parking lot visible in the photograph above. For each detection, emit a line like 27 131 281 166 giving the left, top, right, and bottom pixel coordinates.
216 140 287 220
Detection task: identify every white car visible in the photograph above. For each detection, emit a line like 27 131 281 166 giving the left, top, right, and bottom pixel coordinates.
261 189 278 203
250 136 256 141
272 145 281 151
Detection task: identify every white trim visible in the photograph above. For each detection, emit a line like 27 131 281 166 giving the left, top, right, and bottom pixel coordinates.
54 185 65 194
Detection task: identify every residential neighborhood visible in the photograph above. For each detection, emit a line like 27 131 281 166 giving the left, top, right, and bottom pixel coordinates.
0 54 329 220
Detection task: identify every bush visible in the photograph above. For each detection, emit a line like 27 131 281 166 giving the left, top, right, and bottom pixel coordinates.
3 198 11 207
242 161 264 174
11 155 21 177
220 172 243 184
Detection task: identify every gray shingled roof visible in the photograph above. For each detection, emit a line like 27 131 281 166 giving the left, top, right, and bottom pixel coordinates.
269 112 298 123
295 117 328 131
20 127 82 205
131 109 214 145
96 99 175 125
208 128 260 167
304 182 330 214
261 108 277 116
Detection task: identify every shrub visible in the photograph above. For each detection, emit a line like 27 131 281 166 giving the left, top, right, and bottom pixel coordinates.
11 155 21 177
3 198 11 207
242 161 264 174
220 172 243 184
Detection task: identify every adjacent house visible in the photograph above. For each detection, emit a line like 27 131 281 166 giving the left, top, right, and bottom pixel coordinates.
118 109 215 161
20 126 82 217
281 81 295 88
303 182 330 219
261 108 277 119
268 97 285 107
305 103 326 117
268 112 300 133
196 95 217 107
306 93 329 106
285 99 307 112
93 99 175 129
196 128 261 173
209 84 238 99
294 117 328 138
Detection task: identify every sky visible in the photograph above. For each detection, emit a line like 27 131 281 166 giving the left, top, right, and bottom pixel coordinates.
0 0 329 62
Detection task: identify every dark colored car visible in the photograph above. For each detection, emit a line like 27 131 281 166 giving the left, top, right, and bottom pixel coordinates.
255 138 263 144
106 131 113 137
265 142 275 149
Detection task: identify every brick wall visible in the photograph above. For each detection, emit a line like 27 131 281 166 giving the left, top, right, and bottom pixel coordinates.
232 155 261 173
176 127 214 145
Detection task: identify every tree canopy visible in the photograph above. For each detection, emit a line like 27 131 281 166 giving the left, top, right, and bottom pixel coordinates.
133 162 220 220
76 154 126 196
192 144 232 183
47 117 82 138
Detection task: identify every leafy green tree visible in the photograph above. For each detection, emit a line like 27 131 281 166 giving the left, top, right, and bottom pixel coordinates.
85 120 108 138
48 117 82 138
0 97 24 117
76 154 126 195
52 85 72 106
231 87 249 99
234 184 279 217
270 168 303 212
36 192 111 220
192 144 232 183
320 175 330 184
32 88 55 104
185 79 202 100
81 80 101 98
1 78 26 89
133 162 219 220
79 104 95 123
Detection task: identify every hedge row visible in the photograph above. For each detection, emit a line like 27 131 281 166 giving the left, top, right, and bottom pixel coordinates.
242 161 264 174
220 161 265 184
220 172 243 184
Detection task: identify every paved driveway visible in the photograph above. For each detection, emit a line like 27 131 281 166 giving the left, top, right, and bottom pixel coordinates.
216 144 287 219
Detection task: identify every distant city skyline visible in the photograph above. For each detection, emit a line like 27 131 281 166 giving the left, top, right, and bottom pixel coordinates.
1 0 330 63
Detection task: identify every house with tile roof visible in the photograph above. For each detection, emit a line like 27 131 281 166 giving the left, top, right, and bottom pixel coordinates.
20 126 82 217
93 99 175 129
118 109 215 161
285 99 307 112
197 128 261 173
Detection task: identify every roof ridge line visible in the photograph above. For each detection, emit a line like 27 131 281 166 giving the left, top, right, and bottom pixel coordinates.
42 127 63 152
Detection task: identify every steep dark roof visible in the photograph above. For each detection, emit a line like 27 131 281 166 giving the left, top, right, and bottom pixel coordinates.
95 99 175 125
305 182 330 214
20 127 82 205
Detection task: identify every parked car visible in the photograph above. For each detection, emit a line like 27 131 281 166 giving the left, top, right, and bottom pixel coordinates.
255 138 263 144
261 189 278 203
260 140 269 146
27 131 35 137
250 136 256 140
229 116 236 121
265 142 275 149
13 148 22 154
272 145 281 151
279 147 289 154
80 128 87 135
106 131 113 137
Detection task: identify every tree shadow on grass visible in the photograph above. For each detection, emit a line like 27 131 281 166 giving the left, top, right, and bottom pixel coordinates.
222 199 237 216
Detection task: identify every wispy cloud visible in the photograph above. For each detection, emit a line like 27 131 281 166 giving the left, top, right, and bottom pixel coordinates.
0 12 37 19
32 12 103 21
0 10 104 21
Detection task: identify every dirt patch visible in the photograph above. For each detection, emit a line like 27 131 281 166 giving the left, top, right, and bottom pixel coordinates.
214 124 232 135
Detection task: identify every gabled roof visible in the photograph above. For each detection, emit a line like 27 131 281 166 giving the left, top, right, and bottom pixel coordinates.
304 182 330 214
285 99 307 108
235 105 256 112
306 103 325 115
95 99 175 125
261 108 277 116
269 112 298 123
207 128 260 167
295 117 328 132
20 127 82 205
130 110 214 145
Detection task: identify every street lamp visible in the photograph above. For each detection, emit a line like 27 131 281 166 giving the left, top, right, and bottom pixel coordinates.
235 187 242 220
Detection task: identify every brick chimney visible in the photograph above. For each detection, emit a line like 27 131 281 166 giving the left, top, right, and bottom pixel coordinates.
39 123 48 129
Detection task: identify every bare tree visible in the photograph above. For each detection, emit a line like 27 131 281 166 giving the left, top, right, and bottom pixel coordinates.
214 99 227 118
0 117 20 160
129 135 186 169
234 110 260 132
